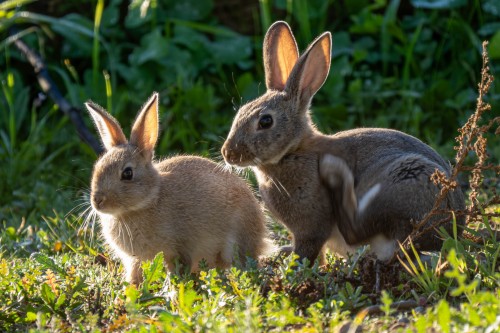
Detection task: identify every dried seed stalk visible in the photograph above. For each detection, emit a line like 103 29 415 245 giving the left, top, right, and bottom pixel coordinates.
403 41 500 247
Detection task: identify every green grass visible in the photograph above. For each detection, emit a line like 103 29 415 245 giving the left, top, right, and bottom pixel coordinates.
1 214 499 331
1 0 500 331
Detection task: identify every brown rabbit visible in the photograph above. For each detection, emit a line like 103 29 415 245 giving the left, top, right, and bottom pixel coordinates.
85 92 271 284
221 21 465 264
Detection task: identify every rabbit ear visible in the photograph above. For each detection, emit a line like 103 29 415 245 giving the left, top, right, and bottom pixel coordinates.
263 21 299 91
85 101 127 151
285 32 331 109
130 92 159 159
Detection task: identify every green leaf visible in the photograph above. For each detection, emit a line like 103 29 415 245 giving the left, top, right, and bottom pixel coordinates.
50 13 94 57
125 284 141 306
410 0 466 9
142 252 165 289
482 0 500 17
5 226 16 238
166 0 213 21
54 293 66 310
436 300 451 333
488 31 500 59
30 253 67 277
129 28 169 65
208 35 252 65
25 311 37 322
0 0 36 11
15 11 94 37
40 283 56 306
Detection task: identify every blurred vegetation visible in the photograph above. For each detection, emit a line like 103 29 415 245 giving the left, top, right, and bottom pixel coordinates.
1 0 499 222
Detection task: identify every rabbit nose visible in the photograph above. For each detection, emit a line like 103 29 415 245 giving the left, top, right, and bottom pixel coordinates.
92 192 106 209
221 144 237 163
221 144 230 161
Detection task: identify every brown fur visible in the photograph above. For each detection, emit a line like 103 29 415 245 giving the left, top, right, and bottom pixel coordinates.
221 21 465 264
86 92 270 284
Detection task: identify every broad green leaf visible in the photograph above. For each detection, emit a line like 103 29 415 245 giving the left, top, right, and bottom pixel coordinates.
142 252 165 288
50 13 94 57
436 300 451 333
6 226 16 238
489 31 500 59
25 311 37 322
166 0 213 21
54 293 66 310
40 283 56 306
30 253 67 277
482 0 500 17
129 28 168 65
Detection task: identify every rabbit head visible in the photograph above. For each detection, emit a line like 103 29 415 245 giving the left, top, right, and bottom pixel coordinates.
85 93 161 216
222 21 331 167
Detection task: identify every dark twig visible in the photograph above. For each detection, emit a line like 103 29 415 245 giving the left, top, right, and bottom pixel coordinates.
10 31 103 155
357 300 420 317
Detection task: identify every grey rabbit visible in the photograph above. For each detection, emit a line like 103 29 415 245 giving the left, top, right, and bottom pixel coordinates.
86 92 271 284
221 21 465 264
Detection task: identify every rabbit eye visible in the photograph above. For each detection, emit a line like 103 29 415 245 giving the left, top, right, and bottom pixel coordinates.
121 167 133 181
258 114 273 130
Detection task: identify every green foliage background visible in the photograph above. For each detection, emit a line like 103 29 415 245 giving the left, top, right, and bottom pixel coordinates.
1 0 500 221
0 0 499 331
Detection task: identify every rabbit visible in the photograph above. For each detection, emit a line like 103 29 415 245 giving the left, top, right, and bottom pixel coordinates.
85 92 271 285
221 21 465 264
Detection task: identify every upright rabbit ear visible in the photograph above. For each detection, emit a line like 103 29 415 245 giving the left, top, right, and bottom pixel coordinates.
263 21 299 91
85 101 127 151
285 31 331 109
130 92 159 160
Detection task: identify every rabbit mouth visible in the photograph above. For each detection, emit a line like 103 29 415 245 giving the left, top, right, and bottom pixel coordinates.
221 148 255 167
225 158 255 168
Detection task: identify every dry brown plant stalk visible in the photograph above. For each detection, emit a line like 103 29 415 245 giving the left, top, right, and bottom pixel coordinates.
403 41 500 248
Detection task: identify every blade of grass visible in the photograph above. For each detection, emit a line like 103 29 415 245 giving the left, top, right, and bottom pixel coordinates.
0 26 39 51
285 0 293 24
103 70 112 112
294 0 311 43
13 11 95 37
258 0 271 34
92 0 104 93
381 0 401 74
0 0 35 12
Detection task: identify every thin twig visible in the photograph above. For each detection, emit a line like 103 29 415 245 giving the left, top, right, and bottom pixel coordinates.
357 300 420 317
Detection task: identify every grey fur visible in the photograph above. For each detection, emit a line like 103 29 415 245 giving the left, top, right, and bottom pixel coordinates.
221 21 465 263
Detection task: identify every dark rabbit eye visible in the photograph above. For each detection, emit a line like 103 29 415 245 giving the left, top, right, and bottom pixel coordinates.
258 114 273 130
121 167 133 181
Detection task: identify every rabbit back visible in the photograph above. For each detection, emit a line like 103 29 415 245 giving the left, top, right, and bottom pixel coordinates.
254 128 465 261
317 128 465 252
103 155 269 273
156 155 269 265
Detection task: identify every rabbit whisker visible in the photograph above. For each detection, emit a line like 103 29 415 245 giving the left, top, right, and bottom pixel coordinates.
66 201 88 218
85 209 98 246
269 175 291 198
121 216 135 255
